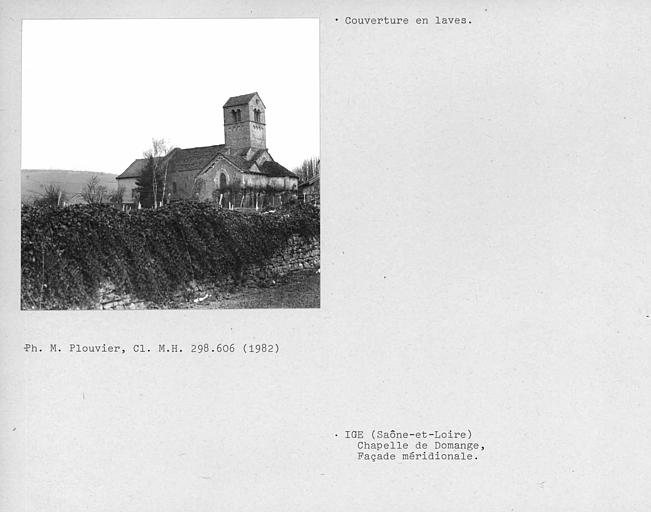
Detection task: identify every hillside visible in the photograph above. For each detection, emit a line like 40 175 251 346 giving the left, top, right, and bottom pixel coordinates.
21 169 119 203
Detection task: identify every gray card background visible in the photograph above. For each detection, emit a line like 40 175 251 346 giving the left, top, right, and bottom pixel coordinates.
2 1 651 510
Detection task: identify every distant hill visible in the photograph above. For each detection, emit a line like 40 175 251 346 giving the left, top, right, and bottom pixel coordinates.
21 169 119 203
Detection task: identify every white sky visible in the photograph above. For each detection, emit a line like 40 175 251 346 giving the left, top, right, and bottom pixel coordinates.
22 19 319 174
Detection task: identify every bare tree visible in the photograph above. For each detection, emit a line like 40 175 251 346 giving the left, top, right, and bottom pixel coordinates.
142 138 174 209
109 184 126 205
81 176 108 204
292 157 320 183
33 184 67 207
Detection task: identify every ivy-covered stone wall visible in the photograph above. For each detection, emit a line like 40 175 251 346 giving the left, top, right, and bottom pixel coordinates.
96 234 319 310
21 202 319 310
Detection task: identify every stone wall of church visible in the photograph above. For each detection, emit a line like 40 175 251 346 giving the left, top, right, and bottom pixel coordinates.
119 166 296 206
168 170 199 201
194 161 298 203
194 161 239 201
120 170 201 205
117 177 138 205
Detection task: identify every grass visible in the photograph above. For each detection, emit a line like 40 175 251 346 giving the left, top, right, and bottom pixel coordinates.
173 269 320 309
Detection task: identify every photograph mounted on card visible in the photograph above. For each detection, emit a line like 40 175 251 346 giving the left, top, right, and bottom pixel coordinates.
20 18 320 310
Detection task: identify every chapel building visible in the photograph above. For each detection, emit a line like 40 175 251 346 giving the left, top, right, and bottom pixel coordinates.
116 92 298 209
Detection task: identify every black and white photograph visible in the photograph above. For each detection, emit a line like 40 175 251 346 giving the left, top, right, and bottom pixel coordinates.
3 2 651 511
21 18 319 310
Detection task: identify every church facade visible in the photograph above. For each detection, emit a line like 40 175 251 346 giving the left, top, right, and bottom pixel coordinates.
117 92 298 209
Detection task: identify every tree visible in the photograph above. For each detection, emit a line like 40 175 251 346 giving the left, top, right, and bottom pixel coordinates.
108 184 126 205
292 156 320 183
81 176 108 204
33 184 66 207
135 138 174 209
135 156 156 208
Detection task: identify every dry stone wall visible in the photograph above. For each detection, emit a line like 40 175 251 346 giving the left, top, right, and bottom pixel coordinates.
97 235 319 310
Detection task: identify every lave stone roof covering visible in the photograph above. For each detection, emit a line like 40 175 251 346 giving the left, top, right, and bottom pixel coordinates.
166 145 226 173
259 161 297 178
223 92 264 108
117 157 162 179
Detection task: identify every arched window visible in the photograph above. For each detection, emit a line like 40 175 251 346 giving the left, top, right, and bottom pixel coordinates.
230 109 243 122
219 173 228 190
172 182 177 194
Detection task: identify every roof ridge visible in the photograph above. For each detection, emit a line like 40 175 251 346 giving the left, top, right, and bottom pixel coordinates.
179 144 225 151
223 92 261 108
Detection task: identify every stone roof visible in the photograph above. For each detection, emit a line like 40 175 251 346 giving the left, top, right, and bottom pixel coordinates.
118 144 296 180
223 92 264 108
299 174 320 188
167 145 226 173
259 161 297 178
222 154 258 172
217 154 295 178
250 149 268 163
117 146 228 179
116 157 162 179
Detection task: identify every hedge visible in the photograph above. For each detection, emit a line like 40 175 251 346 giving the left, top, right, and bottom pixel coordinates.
21 201 320 309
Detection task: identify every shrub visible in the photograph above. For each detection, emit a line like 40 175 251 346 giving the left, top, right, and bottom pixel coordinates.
32 185 67 207
21 201 319 309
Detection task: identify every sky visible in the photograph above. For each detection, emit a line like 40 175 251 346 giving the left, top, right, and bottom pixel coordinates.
21 18 319 174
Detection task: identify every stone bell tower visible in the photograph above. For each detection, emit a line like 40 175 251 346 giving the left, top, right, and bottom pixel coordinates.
223 92 266 152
